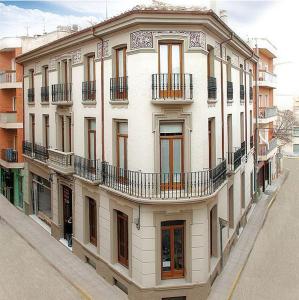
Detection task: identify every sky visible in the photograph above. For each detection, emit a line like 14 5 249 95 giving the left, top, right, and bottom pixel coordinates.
0 0 297 106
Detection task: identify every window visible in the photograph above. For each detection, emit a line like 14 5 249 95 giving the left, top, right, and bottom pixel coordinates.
117 122 128 174
227 114 232 153
60 115 65 151
240 112 244 143
116 47 126 79
12 96 16 111
250 110 253 136
293 144 299 154
43 65 49 87
241 172 245 209
43 115 49 149
240 64 244 85
161 220 184 279
228 186 234 228
29 69 34 88
160 123 183 189
210 205 218 257
226 56 232 82
87 54 95 82
208 118 216 169
293 127 299 137
207 45 215 77
30 114 35 145
88 197 97 246
159 42 182 97
117 211 128 267
87 118 96 161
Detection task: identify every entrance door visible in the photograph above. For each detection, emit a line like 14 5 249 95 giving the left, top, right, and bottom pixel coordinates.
62 185 72 245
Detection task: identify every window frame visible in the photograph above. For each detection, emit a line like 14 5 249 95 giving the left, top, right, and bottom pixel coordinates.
87 118 96 161
116 122 128 171
117 211 129 267
44 115 49 149
88 197 97 246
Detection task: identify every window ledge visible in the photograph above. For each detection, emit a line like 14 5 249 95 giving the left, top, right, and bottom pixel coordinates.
151 99 193 105
158 278 189 287
113 262 129 277
82 100 97 105
41 102 50 105
109 100 129 105
84 242 98 256
28 102 35 105
207 99 217 105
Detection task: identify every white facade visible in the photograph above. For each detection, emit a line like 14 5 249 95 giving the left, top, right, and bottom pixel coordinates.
19 8 257 300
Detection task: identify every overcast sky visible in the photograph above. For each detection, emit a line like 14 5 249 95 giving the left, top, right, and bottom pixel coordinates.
0 0 297 106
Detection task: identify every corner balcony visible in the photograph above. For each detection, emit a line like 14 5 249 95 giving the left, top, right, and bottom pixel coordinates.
0 148 23 169
0 112 22 129
51 83 72 106
48 149 74 175
151 73 193 104
101 159 227 202
0 70 22 89
258 138 277 161
258 106 278 124
74 155 101 184
257 71 277 89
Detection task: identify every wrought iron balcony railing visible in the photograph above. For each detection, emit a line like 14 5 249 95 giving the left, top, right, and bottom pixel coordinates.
82 81 96 102
241 141 246 157
110 76 128 101
74 155 102 182
208 76 217 99
52 83 72 104
259 106 278 119
23 141 34 157
1 148 18 162
240 84 245 102
41 86 49 103
152 73 193 100
101 159 227 200
28 88 35 103
250 135 254 149
227 147 242 171
23 141 48 162
227 81 233 101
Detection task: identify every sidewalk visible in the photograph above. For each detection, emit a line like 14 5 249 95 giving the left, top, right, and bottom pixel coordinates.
208 170 289 300
0 195 127 300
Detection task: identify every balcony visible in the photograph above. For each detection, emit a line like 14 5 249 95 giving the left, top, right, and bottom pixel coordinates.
28 88 35 104
101 159 227 200
151 74 193 104
74 156 101 184
48 149 74 175
0 112 22 129
82 81 96 103
258 138 277 161
41 86 49 103
258 106 278 124
208 76 217 100
0 148 22 169
110 77 128 102
0 70 21 89
22 141 48 163
51 83 72 105
227 81 233 103
23 141 34 158
227 147 242 172
257 71 277 89
240 84 245 103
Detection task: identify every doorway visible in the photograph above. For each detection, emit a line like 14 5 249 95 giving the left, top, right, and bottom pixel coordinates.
62 185 72 247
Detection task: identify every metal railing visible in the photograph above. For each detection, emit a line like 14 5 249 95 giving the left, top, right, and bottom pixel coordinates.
250 135 254 149
227 81 233 101
208 76 217 99
1 148 18 162
28 88 35 103
0 70 16 83
34 144 48 162
41 86 49 103
74 156 102 182
152 73 193 100
259 106 278 119
82 81 96 101
52 83 72 103
258 71 277 84
23 141 34 157
110 76 128 100
241 141 246 157
258 138 277 156
101 159 227 199
227 147 242 171
240 84 245 101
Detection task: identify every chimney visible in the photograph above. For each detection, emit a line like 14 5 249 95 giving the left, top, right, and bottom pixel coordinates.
220 9 228 24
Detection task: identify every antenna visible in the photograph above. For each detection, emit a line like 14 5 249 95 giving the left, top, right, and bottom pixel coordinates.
105 0 108 19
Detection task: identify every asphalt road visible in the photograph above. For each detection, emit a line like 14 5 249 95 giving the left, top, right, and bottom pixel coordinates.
232 158 299 300
0 218 82 300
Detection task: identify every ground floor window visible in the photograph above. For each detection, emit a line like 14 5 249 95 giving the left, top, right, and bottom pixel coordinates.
117 210 128 267
0 168 14 203
161 220 184 279
88 197 97 246
32 175 51 224
293 144 299 154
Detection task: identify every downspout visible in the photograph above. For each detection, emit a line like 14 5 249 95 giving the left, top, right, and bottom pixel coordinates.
92 27 105 162
244 51 254 157
254 41 259 200
220 33 234 159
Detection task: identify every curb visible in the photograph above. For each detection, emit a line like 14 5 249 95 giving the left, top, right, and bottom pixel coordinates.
226 170 289 300
0 202 93 300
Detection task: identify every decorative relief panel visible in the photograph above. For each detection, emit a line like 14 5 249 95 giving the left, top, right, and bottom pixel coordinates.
232 53 239 67
72 49 82 65
49 58 57 70
97 40 109 58
130 30 206 50
34 62 41 73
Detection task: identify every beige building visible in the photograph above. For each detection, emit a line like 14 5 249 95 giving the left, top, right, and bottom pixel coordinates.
17 5 258 300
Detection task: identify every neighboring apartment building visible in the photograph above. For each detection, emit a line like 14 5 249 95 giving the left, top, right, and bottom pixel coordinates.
0 27 77 208
17 6 257 300
250 39 278 192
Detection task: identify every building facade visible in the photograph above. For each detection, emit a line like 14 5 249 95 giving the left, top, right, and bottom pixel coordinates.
252 39 278 192
18 7 257 300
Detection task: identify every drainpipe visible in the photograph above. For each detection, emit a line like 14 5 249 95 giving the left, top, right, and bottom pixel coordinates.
220 33 234 160
92 27 105 162
244 51 254 157
254 40 259 201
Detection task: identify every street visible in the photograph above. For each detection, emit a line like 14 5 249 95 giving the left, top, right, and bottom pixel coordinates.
0 219 82 300
232 158 299 300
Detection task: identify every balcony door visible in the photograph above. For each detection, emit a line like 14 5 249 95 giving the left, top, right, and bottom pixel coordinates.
87 55 95 82
116 47 127 98
87 119 96 161
117 122 128 180
159 42 182 97
160 123 184 189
